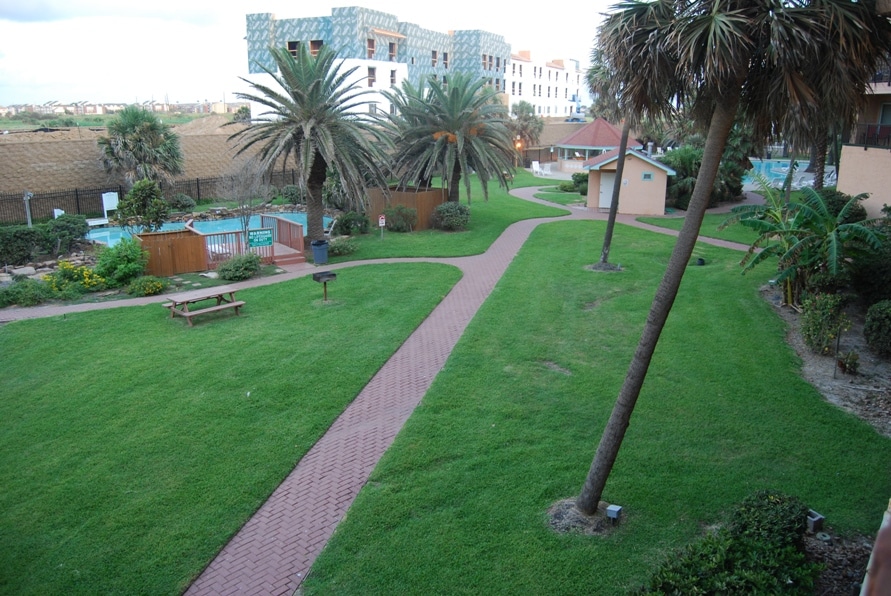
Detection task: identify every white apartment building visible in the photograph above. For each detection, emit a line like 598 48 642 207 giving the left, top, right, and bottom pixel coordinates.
508 51 585 119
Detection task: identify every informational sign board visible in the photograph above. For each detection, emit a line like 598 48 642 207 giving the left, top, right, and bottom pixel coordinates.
248 228 273 247
379 215 386 227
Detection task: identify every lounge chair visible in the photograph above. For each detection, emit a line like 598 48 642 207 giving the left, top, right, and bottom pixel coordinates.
531 161 541 176
86 191 119 227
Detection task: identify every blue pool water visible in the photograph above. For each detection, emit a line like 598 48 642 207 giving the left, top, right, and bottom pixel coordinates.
744 159 810 186
88 212 323 246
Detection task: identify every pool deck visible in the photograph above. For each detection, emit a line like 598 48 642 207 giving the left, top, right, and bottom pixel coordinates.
1 184 753 594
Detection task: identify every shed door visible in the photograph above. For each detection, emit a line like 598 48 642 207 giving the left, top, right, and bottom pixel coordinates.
599 173 616 209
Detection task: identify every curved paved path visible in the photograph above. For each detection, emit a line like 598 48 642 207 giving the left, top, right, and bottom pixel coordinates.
0 188 755 595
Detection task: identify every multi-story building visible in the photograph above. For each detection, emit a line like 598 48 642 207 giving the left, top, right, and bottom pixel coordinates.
245 7 511 116
508 51 585 119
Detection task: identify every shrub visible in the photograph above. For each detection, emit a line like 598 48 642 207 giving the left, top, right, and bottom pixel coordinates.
383 205 418 233
816 188 867 224
328 236 358 256
851 222 891 306
46 214 89 253
578 181 588 197
45 260 106 295
127 275 169 297
557 181 578 193
282 185 303 205
638 490 819 595
168 193 196 212
433 202 471 231
93 238 149 287
332 211 370 236
800 293 850 354
0 278 54 307
0 225 45 265
865 300 891 357
217 253 261 281
571 172 588 187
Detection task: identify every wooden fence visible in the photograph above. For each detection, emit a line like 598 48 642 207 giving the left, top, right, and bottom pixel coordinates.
366 187 449 231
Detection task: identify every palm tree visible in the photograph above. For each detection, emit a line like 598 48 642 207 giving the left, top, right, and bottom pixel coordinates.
576 0 891 515
229 44 392 241
97 105 184 188
507 100 544 150
384 73 515 203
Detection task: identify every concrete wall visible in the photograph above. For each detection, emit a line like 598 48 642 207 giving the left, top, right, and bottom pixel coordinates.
585 155 669 216
837 145 891 218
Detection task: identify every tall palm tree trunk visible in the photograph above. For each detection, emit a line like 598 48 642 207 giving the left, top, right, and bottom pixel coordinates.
577 97 739 514
600 121 631 264
447 165 462 202
812 121 828 191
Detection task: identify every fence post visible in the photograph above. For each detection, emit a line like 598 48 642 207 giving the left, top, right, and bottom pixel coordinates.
75 188 81 214
196 178 201 202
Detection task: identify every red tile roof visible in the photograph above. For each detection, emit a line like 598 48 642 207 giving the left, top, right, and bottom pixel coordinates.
556 117 624 148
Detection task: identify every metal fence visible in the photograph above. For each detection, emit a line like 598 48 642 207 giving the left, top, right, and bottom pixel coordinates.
0 169 312 225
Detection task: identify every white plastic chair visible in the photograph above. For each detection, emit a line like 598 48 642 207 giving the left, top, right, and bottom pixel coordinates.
542 163 552 176
531 161 541 176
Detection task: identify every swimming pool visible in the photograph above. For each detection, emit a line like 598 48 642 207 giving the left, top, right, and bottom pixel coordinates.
88 212 325 246
744 159 810 186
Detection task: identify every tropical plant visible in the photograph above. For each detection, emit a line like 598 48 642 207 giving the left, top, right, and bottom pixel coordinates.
233 105 251 123
433 201 471 231
93 238 149 287
575 0 891 515
865 300 891 357
384 73 515 203
112 179 170 234
97 105 184 187
506 100 544 149
230 44 392 241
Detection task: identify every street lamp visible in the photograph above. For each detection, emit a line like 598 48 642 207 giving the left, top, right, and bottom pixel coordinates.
514 135 523 168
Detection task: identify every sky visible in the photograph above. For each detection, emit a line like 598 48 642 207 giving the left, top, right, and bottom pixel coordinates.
0 0 615 107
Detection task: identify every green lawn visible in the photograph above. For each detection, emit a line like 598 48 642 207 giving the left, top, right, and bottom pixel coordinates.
303 221 891 594
636 212 760 245
534 187 588 206
328 172 567 262
0 264 461 595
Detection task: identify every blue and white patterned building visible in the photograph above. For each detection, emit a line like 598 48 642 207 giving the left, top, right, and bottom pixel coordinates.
244 7 584 118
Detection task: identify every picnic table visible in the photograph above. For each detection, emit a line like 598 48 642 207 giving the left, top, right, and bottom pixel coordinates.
162 286 245 326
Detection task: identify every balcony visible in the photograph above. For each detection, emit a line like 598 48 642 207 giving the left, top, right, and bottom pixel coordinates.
853 123 891 148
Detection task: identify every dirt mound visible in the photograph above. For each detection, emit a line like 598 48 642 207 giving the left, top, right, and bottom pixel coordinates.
172 114 236 136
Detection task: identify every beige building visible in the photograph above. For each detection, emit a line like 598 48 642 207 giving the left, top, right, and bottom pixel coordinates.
583 148 675 216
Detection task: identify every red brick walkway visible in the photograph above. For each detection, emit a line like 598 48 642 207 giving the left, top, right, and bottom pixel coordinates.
0 188 754 594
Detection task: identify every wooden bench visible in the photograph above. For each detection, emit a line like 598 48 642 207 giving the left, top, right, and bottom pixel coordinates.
162 287 245 326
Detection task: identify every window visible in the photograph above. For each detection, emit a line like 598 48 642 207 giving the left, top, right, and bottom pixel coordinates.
518 82 522 95
390 69 397 85
519 65 522 77
411 56 416 65
390 103 397 115
367 67 376 87
512 63 516 76
495 57 500 71
432 50 438 67
443 52 449 68
432 74 438 82
495 78 500 91
642 172 655 182
310 40 323 56
482 53 487 69
442 75 448 89
287 41 299 57
488 55 493 70
388 42 397 61
511 81 516 95
367 39 375 59
369 103 379 114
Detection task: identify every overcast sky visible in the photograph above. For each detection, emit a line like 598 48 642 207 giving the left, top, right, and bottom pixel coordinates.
0 1 615 107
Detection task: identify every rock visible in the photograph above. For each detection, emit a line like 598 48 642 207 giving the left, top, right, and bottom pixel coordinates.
11 266 36 276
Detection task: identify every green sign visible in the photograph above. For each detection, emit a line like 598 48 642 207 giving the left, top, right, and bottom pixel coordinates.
248 229 273 247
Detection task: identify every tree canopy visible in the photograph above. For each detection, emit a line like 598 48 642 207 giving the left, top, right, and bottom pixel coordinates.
97 106 184 188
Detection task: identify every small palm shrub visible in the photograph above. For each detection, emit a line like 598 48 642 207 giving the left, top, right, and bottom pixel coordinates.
328 236 358 256
93 239 149 287
433 202 470 231
168 193 196 212
383 205 418 233
800 293 850 354
864 300 891 357
217 253 261 281
332 212 370 235
127 275 169 297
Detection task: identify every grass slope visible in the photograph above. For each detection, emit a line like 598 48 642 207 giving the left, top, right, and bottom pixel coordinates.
304 221 891 594
0 263 460 595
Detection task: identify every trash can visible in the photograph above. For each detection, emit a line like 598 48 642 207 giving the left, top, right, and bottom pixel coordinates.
311 239 329 265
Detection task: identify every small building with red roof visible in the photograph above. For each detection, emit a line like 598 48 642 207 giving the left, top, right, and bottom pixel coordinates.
583 148 676 216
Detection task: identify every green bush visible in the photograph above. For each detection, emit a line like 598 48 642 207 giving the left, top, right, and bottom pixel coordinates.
127 275 169 297
217 253 261 281
816 188 867 224
433 202 471 231
800 293 850 354
282 185 303 205
46 214 89 253
383 205 418 233
0 278 54 307
578 181 588 197
0 225 45 265
637 490 818 595
332 211 370 236
864 300 891 357
851 222 891 306
45 260 106 295
557 181 578 193
571 172 588 187
168 193 196 212
328 236 358 256
93 238 149 287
